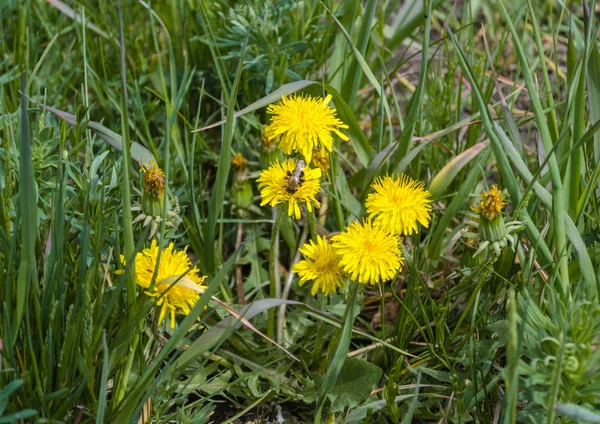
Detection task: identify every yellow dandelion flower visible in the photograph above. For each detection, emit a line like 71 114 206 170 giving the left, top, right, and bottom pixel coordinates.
475 185 506 220
332 220 404 285
366 174 433 236
140 160 165 196
293 236 345 296
264 94 349 163
256 159 321 220
133 240 207 328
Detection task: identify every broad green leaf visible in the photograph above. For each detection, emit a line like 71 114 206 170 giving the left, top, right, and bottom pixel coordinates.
36 102 155 165
337 168 363 218
563 212 597 298
327 358 383 413
428 141 489 200
14 84 37 347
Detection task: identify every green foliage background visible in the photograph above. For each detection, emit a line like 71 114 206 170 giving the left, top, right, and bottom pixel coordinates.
1 0 600 422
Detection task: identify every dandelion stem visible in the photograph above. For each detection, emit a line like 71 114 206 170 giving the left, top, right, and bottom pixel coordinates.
313 293 326 364
307 209 318 242
268 207 285 339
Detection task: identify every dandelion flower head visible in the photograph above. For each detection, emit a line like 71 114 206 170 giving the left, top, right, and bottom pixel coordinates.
132 240 207 328
332 220 404 285
475 185 506 220
257 159 321 220
264 94 349 163
293 236 345 296
366 174 432 236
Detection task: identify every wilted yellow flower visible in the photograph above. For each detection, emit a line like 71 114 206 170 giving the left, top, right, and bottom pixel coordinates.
256 159 321 220
231 153 248 170
332 220 404 285
475 185 506 220
132 240 207 328
140 160 165 197
264 94 349 163
293 236 345 296
366 174 432 236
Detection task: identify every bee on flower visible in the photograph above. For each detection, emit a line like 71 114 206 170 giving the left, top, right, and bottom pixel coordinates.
257 158 321 220
263 94 349 164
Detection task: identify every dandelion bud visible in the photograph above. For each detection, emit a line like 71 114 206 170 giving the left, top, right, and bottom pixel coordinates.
140 160 167 218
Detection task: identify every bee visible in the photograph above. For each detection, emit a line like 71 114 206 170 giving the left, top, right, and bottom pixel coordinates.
286 160 306 193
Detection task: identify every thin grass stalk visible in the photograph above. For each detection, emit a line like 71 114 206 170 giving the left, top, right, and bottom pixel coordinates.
203 34 248 273
393 0 432 162
526 0 559 143
496 0 570 291
505 290 518 423
566 3 592 219
268 207 285 339
146 0 174 291
113 3 137 406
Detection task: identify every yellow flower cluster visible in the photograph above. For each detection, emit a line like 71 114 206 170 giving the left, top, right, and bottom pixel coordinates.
294 174 433 294
257 93 348 221
256 92 433 295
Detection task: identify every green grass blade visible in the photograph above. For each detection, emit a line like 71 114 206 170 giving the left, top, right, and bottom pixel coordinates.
96 331 109 423
315 283 358 421
587 46 600 191
392 0 432 161
341 0 378 108
13 76 37 346
320 1 393 142
496 0 569 288
429 141 488 200
204 37 248 273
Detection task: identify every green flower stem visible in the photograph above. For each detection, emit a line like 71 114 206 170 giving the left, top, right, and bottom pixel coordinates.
315 282 360 423
268 207 285 339
307 209 318 242
313 293 326 365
